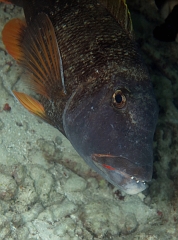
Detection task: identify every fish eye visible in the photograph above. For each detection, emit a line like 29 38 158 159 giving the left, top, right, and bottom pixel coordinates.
112 89 126 109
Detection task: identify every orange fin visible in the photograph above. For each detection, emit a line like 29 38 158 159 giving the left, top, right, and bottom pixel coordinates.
13 91 47 121
21 13 66 99
2 18 26 61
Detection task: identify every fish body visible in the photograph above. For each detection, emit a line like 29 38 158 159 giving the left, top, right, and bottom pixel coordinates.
1 0 158 194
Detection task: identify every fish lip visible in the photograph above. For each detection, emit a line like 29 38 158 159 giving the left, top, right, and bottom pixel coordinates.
92 155 148 194
91 153 154 194
92 153 152 182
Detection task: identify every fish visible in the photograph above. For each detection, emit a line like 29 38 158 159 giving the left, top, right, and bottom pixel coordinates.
0 0 158 194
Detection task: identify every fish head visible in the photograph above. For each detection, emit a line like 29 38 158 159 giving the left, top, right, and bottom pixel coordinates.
63 71 158 194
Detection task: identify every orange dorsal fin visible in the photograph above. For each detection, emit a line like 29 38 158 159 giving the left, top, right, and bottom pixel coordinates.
13 91 47 120
2 18 26 61
20 13 66 99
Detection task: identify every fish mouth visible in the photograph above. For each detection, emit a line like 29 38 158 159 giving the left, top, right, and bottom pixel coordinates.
92 153 151 194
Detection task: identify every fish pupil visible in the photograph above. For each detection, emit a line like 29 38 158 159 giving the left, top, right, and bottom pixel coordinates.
115 94 122 103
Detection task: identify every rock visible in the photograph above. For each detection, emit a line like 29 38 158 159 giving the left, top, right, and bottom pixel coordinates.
0 214 11 239
50 199 78 221
64 174 87 192
0 174 17 201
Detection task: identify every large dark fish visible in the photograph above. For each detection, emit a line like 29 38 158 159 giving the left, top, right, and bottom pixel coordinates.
1 0 158 194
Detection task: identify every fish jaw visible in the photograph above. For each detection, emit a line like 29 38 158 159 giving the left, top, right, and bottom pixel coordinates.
96 167 147 195
91 154 148 194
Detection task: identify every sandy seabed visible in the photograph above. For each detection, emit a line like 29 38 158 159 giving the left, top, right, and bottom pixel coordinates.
0 1 178 239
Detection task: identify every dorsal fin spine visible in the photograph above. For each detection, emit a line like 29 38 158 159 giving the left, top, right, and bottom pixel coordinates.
99 0 133 37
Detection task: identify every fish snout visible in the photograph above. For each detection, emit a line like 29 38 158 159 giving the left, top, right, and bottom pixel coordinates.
92 153 151 194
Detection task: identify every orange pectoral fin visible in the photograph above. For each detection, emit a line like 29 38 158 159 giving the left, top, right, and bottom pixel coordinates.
20 13 66 99
13 91 47 120
2 18 26 61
